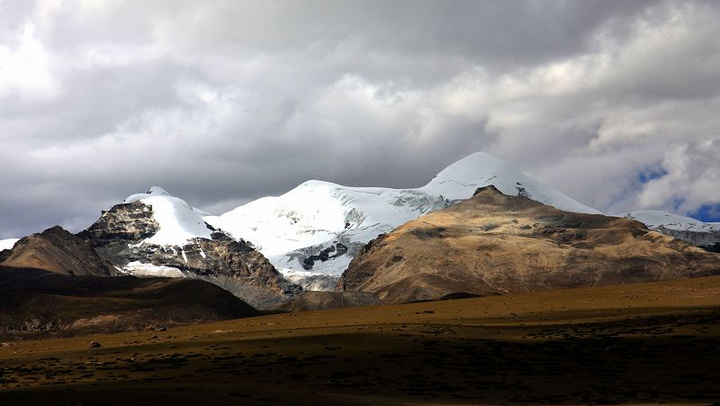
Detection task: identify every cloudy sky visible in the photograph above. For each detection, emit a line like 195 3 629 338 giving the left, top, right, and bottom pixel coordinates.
2 0 720 238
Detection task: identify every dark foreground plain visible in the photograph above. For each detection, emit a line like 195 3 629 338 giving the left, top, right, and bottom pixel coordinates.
2 276 720 405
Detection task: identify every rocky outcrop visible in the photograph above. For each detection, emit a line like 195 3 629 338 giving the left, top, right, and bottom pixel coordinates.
79 202 160 244
339 186 720 304
300 242 348 270
652 227 720 250
0 226 116 276
81 202 300 309
614 210 720 252
283 272 339 292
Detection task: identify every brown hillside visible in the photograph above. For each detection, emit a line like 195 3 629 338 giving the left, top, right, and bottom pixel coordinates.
1 226 116 276
339 185 720 304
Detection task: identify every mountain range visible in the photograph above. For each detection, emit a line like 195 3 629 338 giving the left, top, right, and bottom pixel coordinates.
2 151 719 312
204 152 603 290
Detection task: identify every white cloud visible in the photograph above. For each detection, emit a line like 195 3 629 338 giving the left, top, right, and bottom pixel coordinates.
0 23 55 97
1 0 720 238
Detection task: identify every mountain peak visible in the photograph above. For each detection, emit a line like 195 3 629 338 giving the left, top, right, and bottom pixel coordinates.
421 152 600 214
118 187 213 246
124 186 172 203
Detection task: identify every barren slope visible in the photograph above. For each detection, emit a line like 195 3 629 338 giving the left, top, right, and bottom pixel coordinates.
1 226 116 276
339 186 720 304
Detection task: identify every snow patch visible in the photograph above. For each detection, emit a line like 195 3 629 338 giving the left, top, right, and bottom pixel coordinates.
0 238 19 251
208 151 600 284
615 210 720 232
421 152 601 214
123 187 214 246
124 186 171 203
123 261 185 278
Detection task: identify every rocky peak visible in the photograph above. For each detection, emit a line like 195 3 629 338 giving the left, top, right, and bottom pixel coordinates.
78 202 159 244
80 195 301 309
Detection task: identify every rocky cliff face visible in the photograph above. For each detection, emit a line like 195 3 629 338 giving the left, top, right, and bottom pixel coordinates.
614 210 720 252
339 186 720 304
79 202 300 309
80 202 160 243
652 227 720 252
0 226 116 276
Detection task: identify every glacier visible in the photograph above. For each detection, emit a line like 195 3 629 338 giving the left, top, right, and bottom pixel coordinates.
204 152 601 290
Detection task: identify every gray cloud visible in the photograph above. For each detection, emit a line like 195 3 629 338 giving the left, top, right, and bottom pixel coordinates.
1 0 720 238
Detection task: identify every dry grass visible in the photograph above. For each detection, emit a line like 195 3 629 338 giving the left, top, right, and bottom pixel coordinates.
2 275 720 405
341 188 720 304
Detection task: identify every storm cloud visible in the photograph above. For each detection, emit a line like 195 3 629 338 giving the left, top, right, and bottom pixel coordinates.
2 0 720 238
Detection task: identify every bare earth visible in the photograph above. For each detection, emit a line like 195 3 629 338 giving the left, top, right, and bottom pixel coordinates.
340 186 720 304
2 276 720 405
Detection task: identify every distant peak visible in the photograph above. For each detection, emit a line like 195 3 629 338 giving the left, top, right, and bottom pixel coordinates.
421 151 601 214
429 152 515 183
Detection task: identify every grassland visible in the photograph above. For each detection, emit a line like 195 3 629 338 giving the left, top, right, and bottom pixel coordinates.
2 275 720 405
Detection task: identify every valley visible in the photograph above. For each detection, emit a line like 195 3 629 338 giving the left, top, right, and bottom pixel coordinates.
2 275 720 405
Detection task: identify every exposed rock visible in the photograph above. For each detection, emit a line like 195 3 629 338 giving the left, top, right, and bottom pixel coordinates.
654 227 720 250
614 210 720 251
339 185 720 304
89 341 102 348
0 226 116 276
78 202 160 244
283 272 339 292
81 202 300 309
301 242 348 270
0 249 11 263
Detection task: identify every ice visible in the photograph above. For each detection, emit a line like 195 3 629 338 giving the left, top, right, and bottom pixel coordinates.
0 238 19 251
124 187 214 246
207 151 602 286
123 261 185 278
615 210 720 232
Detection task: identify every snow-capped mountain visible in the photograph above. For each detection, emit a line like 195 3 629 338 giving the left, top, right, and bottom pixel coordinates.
79 186 300 308
420 152 601 213
204 181 450 290
0 238 19 251
206 152 601 290
124 186 214 247
616 210 720 249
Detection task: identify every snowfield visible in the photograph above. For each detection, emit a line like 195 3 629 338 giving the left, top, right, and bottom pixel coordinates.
123 261 185 278
125 186 213 246
420 152 601 213
204 152 602 289
0 238 19 251
616 210 720 233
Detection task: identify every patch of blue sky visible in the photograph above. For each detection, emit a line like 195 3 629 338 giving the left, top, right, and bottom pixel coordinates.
637 167 668 184
689 204 720 222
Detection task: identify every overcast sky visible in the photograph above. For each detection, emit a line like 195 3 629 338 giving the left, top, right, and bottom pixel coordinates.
2 0 720 238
